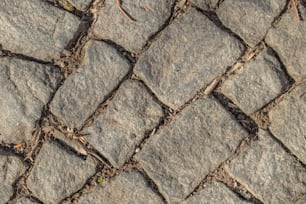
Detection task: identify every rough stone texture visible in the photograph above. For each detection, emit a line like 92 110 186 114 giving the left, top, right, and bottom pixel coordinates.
16 198 38 204
0 151 25 203
191 0 219 9
50 40 130 129
217 0 286 46
0 57 62 144
296 195 306 204
84 80 163 167
27 142 97 203
220 48 289 114
266 5 306 81
94 0 175 53
182 182 250 204
0 0 80 61
78 170 163 204
136 97 247 202
134 8 244 109
226 130 306 204
69 0 91 11
269 82 306 164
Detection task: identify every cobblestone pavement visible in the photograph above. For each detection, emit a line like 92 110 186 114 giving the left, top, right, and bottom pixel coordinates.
0 0 305 203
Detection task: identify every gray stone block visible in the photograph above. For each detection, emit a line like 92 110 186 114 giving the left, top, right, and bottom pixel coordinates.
136 97 247 202
191 0 218 10
69 0 91 11
50 40 130 129
217 0 287 46
0 57 62 144
16 198 38 204
0 0 80 61
27 142 97 203
84 80 163 167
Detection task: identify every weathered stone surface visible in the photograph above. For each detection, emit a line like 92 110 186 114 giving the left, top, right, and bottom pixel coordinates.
27 142 97 203
182 182 250 204
78 170 163 204
220 48 289 114
296 195 306 204
50 41 130 129
226 130 306 204
0 151 25 203
84 80 163 167
191 0 218 10
16 198 38 204
69 0 91 11
0 0 80 61
269 82 306 164
266 5 306 81
0 57 62 144
134 8 244 109
217 0 286 46
136 97 247 202
94 0 175 53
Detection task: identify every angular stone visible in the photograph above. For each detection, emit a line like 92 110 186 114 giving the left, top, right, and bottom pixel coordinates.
0 58 62 144
27 142 97 203
220 48 289 114
182 182 250 204
16 198 38 204
84 80 163 167
94 0 175 53
217 0 286 46
269 82 306 164
69 0 91 11
50 41 130 129
78 170 163 204
226 130 306 204
266 5 306 81
134 8 244 109
191 0 218 10
136 97 247 202
0 0 80 61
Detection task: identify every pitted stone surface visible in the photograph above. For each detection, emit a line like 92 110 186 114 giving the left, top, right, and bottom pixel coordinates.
27 142 97 203
78 170 163 204
217 0 286 46
182 182 250 204
134 8 244 109
16 198 38 204
220 48 289 114
69 0 91 11
50 41 130 129
266 6 306 81
191 0 219 10
226 130 306 204
0 0 80 61
136 97 247 202
269 82 306 164
0 58 62 144
94 0 175 53
84 80 163 167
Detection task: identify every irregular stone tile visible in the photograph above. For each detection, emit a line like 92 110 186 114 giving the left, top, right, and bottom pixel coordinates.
16 198 38 204
191 0 218 10
69 0 91 11
183 182 250 204
27 142 97 203
94 0 175 53
78 170 163 204
226 130 306 204
266 5 306 81
217 0 286 46
220 48 289 114
269 82 306 164
136 97 247 202
0 57 62 144
84 80 163 167
0 0 80 61
50 41 130 129
134 8 244 109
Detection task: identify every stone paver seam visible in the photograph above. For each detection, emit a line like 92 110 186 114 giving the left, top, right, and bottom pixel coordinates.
45 0 84 17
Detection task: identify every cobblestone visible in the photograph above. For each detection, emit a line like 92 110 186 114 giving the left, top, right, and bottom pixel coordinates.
191 0 219 10
69 0 91 11
16 198 38 204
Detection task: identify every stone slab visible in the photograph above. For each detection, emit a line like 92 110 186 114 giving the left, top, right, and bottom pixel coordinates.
16 198 38 204
191 0 218 10
134 8 244 109
69 0 91 11
136 97 247 202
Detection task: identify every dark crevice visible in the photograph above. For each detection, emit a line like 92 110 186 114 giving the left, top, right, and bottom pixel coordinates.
44 0 84 18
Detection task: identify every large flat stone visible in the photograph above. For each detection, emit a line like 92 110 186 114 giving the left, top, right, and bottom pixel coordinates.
94 0 175 53
69 0 91 11
220 48 289 114
136 97 247 202
269 82 306 164
226 130 306 204
50 40 130 129
134 8 244 109
0 0 80 61
0 57 62 144
78 170 163 204
217 0 286 46
84 80 163 168
16 198 38 204
27 142 97 203
191 0 218 10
